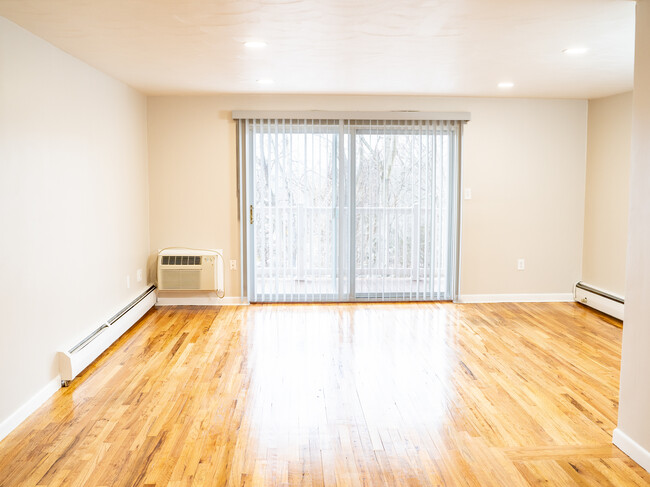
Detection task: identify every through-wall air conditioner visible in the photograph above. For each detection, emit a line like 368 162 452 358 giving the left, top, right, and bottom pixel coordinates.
157 248 224 294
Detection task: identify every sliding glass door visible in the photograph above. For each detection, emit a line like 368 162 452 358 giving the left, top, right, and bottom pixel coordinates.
247 120 347 301
353 122 454 300
239 116 463 303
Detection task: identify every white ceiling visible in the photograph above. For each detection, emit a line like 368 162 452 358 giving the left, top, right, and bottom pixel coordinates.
0 0 636 98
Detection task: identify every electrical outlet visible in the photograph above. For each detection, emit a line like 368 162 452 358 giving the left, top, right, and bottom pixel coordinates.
464 188 472 200
126 275 131 288
517 259 525 271
230 259 237 271
136 269 143 282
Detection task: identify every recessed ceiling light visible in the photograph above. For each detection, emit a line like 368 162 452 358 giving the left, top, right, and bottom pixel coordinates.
562 47 589 55
244 41 267 48
256 79 274 84
498 82 514 89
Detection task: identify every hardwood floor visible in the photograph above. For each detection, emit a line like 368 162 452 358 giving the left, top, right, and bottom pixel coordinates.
0 302 647 486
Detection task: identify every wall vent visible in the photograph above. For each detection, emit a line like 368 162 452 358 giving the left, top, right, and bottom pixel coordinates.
161 255 202 266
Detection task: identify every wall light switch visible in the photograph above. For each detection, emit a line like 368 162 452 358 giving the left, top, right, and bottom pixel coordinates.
517 259 525 271
126 275 131 288
230 259 237 271
136 269 143 282
464 188 472 200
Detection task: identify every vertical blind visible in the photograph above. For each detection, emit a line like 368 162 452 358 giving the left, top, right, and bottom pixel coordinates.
235 113 467 303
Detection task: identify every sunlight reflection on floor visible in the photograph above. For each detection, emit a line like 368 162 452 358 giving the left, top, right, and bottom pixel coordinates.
243 304 456 454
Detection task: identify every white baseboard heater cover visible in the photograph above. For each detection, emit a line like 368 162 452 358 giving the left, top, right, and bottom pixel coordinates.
574 281 624 321
58 286 156 384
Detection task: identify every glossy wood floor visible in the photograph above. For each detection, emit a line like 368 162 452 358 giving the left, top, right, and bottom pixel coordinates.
0 302 648 486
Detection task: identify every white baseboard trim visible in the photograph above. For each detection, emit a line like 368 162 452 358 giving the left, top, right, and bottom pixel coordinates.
0 376 61 443
457 293 574 304
613 427 650 472
156 294 248 306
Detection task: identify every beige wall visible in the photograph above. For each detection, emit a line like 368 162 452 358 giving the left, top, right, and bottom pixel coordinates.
0 18 150 428
616 0 650 469
148 95 588 299
582 92 632 296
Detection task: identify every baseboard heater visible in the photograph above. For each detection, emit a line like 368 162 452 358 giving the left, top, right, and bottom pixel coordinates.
574 281 624 321
58 285 157 386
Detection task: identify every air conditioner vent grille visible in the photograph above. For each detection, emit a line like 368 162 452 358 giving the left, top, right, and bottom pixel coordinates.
161 255 202 266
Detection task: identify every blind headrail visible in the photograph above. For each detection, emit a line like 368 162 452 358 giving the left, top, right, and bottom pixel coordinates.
231 110 471 122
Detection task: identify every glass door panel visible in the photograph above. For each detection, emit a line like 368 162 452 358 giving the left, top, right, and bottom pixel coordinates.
354 124 453 300
250 121 341 301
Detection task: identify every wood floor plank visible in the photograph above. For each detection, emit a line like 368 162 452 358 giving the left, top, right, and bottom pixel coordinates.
0 302 648 486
